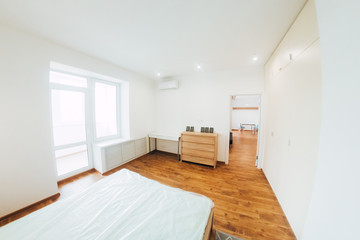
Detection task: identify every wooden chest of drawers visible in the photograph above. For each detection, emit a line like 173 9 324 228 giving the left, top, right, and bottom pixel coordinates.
180 132 218 168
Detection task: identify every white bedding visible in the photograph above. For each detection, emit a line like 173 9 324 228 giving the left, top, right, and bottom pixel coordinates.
0 169 214 240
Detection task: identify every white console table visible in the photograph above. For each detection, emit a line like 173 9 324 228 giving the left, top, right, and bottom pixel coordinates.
240 123 257 134
148 132 180 160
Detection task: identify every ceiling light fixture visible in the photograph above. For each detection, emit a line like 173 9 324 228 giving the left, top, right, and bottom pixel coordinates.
252 56 259 61
197 64 201 70
156 72 161 77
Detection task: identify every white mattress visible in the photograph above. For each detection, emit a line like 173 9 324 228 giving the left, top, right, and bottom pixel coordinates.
0 169 214 240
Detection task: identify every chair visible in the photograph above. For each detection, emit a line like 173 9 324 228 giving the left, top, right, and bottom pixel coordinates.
239 123 245 133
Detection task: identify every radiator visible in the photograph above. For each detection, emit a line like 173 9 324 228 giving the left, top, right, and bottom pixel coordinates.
93 137 147 174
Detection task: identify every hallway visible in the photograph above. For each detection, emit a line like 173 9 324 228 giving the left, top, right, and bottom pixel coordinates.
230 130 258 167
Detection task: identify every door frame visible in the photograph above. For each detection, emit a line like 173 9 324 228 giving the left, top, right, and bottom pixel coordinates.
49 81 93 181
226 93 264 169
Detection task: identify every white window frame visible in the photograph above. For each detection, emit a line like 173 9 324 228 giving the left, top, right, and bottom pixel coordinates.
49 70 121 180
92 78 121 142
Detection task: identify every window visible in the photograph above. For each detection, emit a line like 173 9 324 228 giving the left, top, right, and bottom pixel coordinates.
50 71 87 88
95 82 118 138
49 70 120 179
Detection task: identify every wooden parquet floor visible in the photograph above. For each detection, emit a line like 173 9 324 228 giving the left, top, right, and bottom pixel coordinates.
0 131 296 240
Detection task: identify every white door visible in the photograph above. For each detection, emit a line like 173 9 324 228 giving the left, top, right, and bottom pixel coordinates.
50 72 91 178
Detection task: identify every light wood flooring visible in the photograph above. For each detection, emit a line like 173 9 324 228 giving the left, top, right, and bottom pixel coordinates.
0 131 296 240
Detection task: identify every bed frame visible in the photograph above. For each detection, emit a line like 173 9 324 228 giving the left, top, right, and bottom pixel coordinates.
202 207 214 240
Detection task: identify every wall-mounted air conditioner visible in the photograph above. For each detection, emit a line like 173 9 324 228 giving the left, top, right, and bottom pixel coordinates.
159 79 178 90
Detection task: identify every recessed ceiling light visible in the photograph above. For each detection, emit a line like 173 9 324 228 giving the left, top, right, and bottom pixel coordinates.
197 64 201 69
252 56 259 61
156 72 161 77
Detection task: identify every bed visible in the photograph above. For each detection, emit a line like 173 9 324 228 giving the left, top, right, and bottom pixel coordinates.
0 169 214 240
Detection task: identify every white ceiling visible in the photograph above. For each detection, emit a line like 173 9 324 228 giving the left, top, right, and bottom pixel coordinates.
0 0 306 79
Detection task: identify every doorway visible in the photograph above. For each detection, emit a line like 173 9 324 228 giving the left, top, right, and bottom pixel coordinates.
50 72 91 178
229 95 261 167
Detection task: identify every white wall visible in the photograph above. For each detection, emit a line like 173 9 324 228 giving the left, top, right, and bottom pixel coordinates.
154 68 264 163
231 96 260 130
232 95 260 107
232 110 260 130
0 24 155 218
302 1 360 239
263 0 322 238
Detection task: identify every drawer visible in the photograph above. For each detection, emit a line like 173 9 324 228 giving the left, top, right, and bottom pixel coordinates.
181 135 215 144
181 142 214 152
182 148 214 159
181 154 215 166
